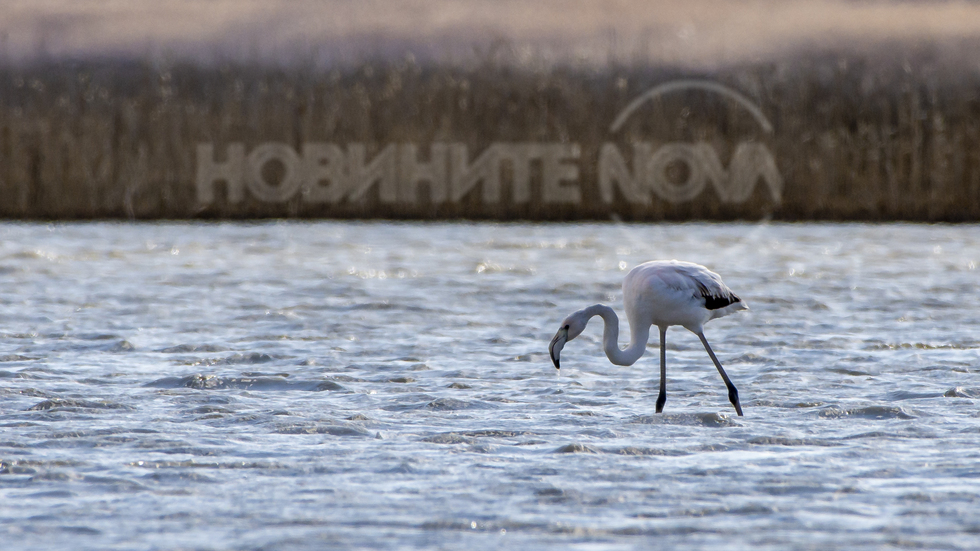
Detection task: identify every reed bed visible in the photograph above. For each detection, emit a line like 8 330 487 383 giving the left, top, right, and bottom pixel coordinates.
2 49 980 221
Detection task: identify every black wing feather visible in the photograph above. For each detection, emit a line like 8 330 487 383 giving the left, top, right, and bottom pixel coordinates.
694 280 741 310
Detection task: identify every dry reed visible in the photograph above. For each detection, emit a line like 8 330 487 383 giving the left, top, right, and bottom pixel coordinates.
2 48 980 221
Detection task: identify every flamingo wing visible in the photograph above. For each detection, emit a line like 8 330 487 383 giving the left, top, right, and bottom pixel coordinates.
648 261 745 311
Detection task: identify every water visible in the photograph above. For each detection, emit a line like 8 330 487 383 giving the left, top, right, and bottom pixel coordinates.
1 221 979 550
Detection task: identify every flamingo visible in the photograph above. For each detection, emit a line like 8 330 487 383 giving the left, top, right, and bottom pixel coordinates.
549 260 748 416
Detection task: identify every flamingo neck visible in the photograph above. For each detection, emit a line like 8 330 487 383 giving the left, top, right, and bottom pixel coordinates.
585 304 650 366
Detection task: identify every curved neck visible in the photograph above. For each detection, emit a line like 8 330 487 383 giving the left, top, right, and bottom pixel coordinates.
585 304 649 366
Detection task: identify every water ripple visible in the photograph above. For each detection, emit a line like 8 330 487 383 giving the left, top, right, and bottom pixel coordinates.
2 221 980 550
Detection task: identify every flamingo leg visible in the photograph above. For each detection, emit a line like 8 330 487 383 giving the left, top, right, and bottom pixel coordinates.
697 332 743 416
656 326 667 413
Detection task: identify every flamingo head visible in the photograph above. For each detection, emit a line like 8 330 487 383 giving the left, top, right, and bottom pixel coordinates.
549 309 589 370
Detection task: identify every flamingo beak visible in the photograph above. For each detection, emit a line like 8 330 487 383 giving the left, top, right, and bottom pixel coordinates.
549 326 568 370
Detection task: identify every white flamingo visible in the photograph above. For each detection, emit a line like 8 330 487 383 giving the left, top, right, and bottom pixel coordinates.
549 260 748 416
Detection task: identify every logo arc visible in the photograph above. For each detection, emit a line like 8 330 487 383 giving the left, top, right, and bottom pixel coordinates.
608 79 774 134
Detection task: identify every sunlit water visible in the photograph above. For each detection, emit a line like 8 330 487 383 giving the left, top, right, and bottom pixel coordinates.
1 221 979 550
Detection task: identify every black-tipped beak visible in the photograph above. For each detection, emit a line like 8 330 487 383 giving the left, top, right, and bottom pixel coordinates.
549 326 568 370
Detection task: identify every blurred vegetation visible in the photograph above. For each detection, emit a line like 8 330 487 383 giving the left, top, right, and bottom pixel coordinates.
2 47 980 220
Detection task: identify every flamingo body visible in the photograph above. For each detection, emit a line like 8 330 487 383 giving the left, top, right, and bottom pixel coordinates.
549 260 748 415
624 260 745 333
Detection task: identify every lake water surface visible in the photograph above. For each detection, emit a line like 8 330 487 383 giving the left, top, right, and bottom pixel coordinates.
1 221 979 550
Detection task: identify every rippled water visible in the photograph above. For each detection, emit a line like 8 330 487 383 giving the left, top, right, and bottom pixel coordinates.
1 221 979 550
